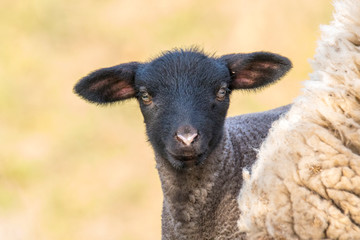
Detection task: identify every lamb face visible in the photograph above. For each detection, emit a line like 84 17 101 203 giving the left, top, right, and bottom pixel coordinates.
74 48 292 169
134 51 231 169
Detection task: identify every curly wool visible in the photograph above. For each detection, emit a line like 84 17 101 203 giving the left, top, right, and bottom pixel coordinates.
159 106 290 240
237 0 360 239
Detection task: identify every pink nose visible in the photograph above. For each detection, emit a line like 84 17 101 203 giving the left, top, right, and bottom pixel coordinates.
175 126 198 146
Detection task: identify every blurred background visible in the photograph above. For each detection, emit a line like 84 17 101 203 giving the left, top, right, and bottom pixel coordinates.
1 0 332 239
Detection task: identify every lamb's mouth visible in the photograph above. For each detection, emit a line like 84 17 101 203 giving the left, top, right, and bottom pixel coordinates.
177 155 196 162
167 152 207 169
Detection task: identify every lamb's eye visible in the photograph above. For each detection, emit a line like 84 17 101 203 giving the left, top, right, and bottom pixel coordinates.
216 87 227 101
141 92 152 105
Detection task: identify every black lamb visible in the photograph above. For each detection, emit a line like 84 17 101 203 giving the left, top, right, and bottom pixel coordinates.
74 48 292 239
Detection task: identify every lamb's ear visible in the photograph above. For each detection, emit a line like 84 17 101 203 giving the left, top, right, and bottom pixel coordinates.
74 62 140 104
219 52 292 90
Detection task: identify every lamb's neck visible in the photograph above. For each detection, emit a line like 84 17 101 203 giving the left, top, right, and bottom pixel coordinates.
156 129 243 238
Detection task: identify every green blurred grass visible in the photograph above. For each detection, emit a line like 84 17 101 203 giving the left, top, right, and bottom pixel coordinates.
1 0 332 239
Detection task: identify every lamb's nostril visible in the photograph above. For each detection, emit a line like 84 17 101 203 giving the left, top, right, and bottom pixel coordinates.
176 133 198 146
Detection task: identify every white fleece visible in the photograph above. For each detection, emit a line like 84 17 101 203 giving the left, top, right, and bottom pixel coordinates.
237 0 360 239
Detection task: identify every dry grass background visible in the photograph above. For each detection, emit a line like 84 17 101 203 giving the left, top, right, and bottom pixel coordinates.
0 0 332 239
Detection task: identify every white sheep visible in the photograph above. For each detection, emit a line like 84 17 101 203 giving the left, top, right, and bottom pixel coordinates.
237 0 360 239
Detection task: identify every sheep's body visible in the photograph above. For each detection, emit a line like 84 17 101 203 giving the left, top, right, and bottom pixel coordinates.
158 105 290 239
237 0 360 239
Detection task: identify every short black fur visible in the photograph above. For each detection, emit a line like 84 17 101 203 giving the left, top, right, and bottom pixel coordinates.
74 48 292 169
